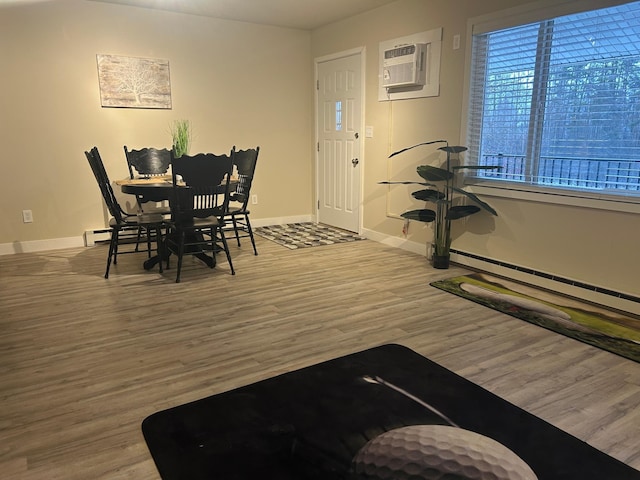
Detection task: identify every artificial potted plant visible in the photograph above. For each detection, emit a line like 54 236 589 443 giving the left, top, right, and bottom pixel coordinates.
171 119 192 158
380 140 501 269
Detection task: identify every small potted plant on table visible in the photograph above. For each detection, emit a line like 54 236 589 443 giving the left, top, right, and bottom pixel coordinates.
171 119 192 158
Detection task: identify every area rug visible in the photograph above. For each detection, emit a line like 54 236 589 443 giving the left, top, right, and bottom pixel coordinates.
141 344 638 480
431 273 640 363
254 223 365 249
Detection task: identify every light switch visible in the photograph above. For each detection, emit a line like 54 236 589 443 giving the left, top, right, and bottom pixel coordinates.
365 126 374 138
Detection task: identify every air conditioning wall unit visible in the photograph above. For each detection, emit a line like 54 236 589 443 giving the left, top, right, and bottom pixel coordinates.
382 43 427 89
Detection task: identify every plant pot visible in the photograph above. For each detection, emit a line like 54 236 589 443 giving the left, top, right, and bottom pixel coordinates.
432 254 450 269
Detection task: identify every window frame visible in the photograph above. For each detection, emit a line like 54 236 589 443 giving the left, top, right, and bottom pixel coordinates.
460 0 640 213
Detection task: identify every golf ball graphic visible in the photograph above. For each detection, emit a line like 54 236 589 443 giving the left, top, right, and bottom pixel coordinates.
352 425 537 480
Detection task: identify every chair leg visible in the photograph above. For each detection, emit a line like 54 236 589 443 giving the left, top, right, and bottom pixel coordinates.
245 214 258 255
112 231 119 265
165 228 172 270
135 227 143 253
217 226 235 275
208 227 217 268
105 229 118 278
175 230 185 283
134 199 145 253
155 226 164 274
232 215 241 246
146 227 153 258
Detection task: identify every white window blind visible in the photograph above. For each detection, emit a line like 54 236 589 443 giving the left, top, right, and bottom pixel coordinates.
466 0 640 197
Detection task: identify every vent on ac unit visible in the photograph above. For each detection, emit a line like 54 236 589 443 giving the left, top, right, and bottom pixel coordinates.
382 43 427 88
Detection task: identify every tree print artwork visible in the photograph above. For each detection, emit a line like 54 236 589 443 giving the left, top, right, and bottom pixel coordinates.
97 54 172 109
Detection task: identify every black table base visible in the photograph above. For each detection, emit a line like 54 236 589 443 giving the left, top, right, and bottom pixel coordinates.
143 234 216 271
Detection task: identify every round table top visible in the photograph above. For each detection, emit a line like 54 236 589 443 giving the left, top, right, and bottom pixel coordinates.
118 177 237 202
120 181 173 202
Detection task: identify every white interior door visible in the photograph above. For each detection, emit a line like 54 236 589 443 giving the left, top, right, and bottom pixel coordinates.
316 51 363 233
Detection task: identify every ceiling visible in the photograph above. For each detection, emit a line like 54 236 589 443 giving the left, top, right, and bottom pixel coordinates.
92 0 399 30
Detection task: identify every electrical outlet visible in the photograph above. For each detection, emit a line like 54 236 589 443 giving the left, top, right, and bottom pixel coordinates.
22 209 33 223
453 34 461 50
251 194 258 205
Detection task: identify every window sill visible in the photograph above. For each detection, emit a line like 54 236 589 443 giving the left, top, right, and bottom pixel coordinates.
465 182 640 214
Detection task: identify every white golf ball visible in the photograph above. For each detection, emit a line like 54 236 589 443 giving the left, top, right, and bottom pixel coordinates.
352 424 538 480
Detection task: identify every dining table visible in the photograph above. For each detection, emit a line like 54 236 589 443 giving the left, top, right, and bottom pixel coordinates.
116 174 176 202
115 175 237 271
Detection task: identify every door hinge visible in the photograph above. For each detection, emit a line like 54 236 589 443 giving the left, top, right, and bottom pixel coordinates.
316 80 319 90
318 200 320 210
317 142 319 152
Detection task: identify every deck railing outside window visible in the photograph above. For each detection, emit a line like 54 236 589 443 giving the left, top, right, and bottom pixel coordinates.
479 154 640 191
466 1 640 200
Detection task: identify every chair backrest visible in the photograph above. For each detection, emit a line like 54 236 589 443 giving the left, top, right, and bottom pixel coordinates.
124 146 172 178
230 146 260 209
85 147 126 224
170 150 234 223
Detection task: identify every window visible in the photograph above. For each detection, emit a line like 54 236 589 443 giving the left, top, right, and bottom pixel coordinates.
466 1 640 199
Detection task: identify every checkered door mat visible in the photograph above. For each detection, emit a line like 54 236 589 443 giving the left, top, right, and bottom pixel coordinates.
254 223 365 249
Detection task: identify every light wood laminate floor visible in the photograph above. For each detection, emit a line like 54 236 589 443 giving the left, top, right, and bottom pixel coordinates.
1 236 639 479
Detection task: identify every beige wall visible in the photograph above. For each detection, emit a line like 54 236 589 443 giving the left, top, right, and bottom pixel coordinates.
2 0 638 307
0 0 312 249
311 0 640 304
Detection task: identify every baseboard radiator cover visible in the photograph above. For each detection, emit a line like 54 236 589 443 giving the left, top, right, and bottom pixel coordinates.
84 229 111 246
450 248 640 316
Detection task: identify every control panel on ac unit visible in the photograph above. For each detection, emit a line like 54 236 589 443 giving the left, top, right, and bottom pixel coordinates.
382 43 427 88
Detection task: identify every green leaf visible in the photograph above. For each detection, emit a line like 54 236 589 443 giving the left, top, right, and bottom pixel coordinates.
452 186 498 215
412 189 444 202
388 140 448 158
438 145 467 154
400 209 436 223
417 165 453 182
379 181 437 187
171 119 192 158
446 205 480 220
451 165 502 171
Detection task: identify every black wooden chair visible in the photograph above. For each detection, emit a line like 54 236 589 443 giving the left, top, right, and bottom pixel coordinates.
221 146 260 255
164 150 236 282
85 147 166 278
124 146 172 251
124 146 172 180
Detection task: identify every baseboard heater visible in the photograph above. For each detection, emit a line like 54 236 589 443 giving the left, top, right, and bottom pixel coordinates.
450 248 640 305
84 229 111 246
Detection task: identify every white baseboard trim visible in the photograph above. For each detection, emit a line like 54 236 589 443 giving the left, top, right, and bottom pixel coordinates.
251 214 314 228
0 236 86 255
0 215 316 256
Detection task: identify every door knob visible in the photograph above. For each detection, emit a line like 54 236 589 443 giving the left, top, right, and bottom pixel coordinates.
352 158 359 166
